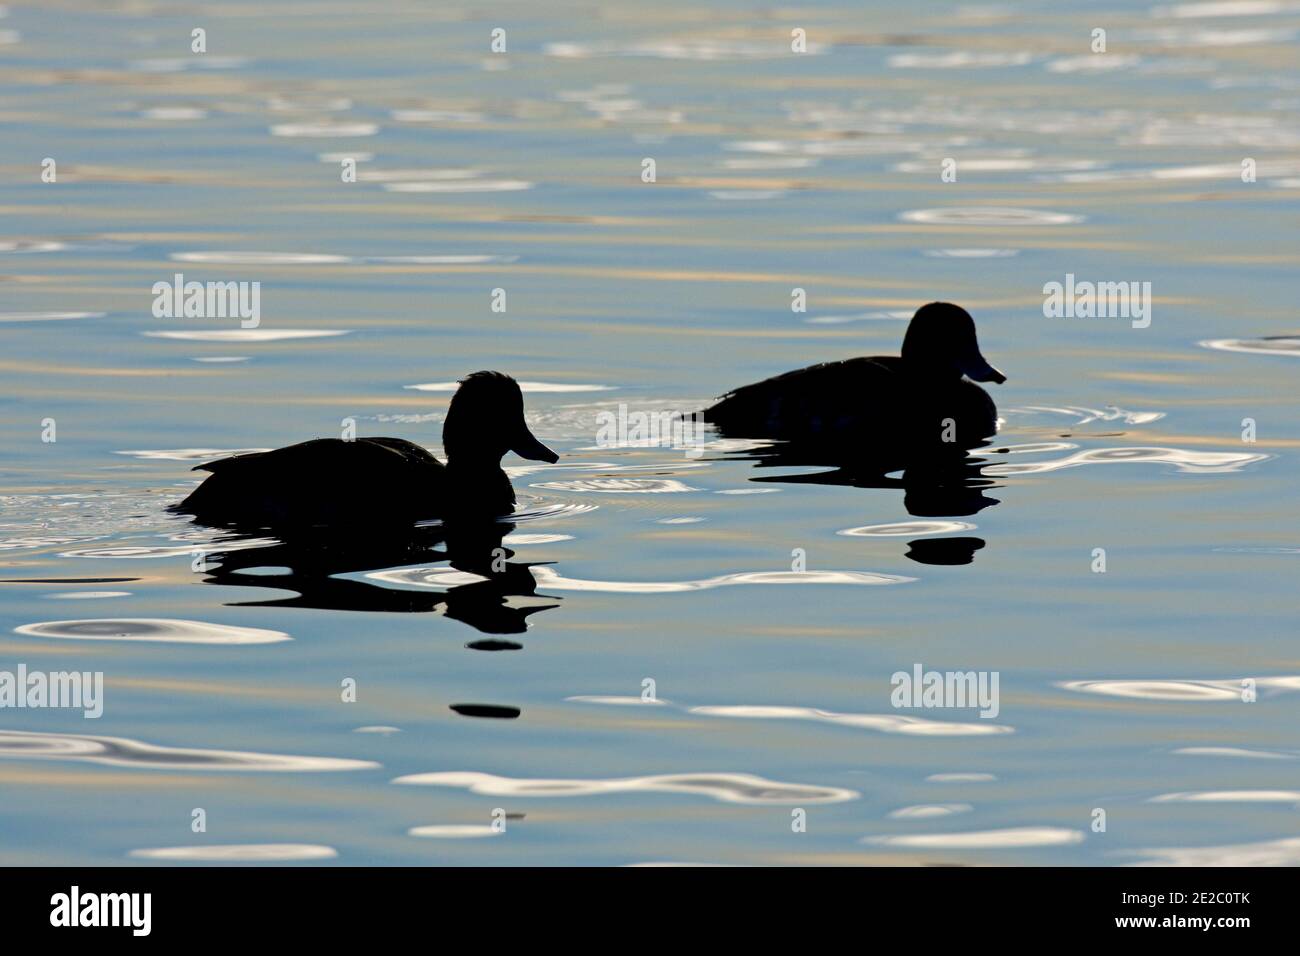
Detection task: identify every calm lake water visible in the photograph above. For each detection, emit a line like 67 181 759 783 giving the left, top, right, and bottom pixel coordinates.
2 0 1299 866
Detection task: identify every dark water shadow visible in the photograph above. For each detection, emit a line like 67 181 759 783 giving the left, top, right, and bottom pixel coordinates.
185 519 560 635
904 537 986 566
450 703 521 719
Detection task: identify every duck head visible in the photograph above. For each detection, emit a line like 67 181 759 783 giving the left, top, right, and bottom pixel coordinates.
901 302 1006 384
442 371 559 467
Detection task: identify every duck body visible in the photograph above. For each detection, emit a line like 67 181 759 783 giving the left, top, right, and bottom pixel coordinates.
706 356 997 450
703 303 1005 456
176 437 500 528
171 371 557 530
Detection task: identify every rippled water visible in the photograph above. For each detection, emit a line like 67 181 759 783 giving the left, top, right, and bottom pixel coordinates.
1 0 1298 866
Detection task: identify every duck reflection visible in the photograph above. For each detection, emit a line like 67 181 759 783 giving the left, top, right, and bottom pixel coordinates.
191 519 560 635
903 536 985 566
720 441 999 567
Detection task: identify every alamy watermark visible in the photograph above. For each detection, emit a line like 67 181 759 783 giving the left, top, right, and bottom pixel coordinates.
152 272 260 328
0 664 103 718
891 662 1000 719
595 404 706 458
1043 273 1150 328
50 886 150 936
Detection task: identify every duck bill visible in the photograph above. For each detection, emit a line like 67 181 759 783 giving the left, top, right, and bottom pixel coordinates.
959 353 1007 385
512 428 559 464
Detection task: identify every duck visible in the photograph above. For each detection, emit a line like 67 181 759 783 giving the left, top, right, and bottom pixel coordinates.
171 370 558 529
703 302 1006 453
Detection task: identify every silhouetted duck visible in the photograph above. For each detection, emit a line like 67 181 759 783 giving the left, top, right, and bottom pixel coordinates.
172 371 558 529
704 302 1006 453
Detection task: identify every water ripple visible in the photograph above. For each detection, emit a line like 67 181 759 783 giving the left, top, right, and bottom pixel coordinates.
1047 54 1142 73
270 122 378 137
900 207 1083 226
368 566 913 593
986 447 1268 476
0 239 69 253
45 591 130 599
1153 2 1300 18
1173 746 1296 759
1059 677 1300 700
545 39 825 60
888 804 974 819
530 479 698 494
863 827 1084 848
980 442 1078 455
1150 790 1300 803
365 255 517 265
393 770 857 805
505 501 600 522
408 825 501 839
129 844 338 860
131 56 249 72
888 51 1036 69
62 537 277 559
144 329 350 342
502 533 573 545
689 704 1011 736
114 448 268 461
1200 336 1300 356
1008 405 1165 426
0 730 376 771
170 251 351 265
839 520 976 537
15 618 290 645
355 168 477 182
383 180 532 193
0 311 105 323
389 110 485 123
530 567 913 592
923 248 1019 258
1122 836 1300 867
805 310 912 324
141 107 207 121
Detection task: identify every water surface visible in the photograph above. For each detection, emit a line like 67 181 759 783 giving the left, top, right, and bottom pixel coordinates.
1 0 1298 865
